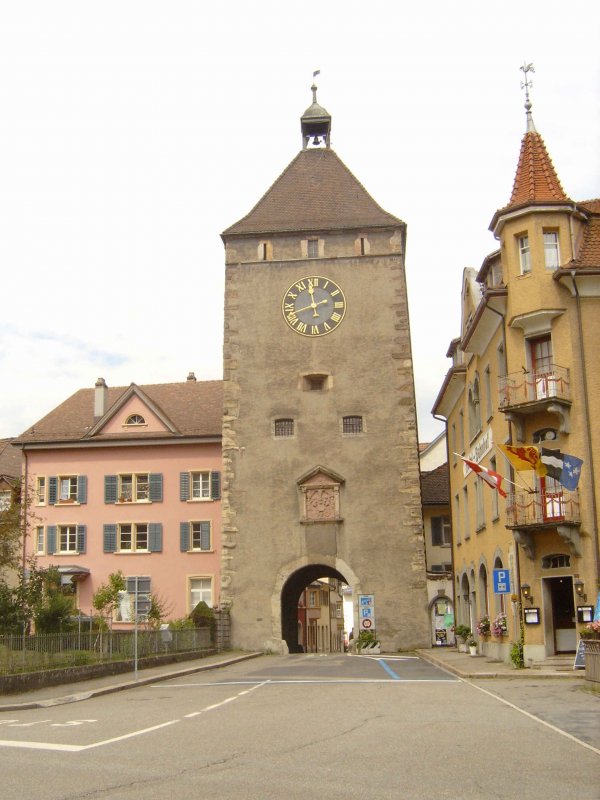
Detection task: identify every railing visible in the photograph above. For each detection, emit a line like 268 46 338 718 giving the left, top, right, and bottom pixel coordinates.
0 628 211 676
498 364 570 409
505 489 580 527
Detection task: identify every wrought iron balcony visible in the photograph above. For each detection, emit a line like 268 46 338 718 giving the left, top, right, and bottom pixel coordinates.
498 364 571 440
498 364 570 409
505 489 582 559
505 489 580 528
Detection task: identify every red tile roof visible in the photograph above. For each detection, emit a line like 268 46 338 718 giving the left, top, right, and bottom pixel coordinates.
222 148 403 237
420 463 449 505
13 381 223 445
570 207 600 269
0 438 21 478
506 130 569 208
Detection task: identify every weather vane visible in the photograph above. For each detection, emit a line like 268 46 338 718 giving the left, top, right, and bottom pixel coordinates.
311 69 320 104
520 62 536 131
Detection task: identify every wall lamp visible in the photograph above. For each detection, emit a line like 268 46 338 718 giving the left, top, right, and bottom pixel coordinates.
574 578 587 602
520 583 534 605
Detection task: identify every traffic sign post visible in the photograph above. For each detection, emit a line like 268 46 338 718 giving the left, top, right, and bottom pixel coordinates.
493 569 512 594
358 594 375 632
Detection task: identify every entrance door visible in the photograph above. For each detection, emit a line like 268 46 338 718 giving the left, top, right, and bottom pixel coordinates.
548 576 576 652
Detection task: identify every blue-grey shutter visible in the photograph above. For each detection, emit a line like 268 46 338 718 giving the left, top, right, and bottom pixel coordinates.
48 477 58 505
126 577 152 616
180 522 190 552
200 521 211 551
148 523 163 552
180 472 190 501
47 525 57 553
149 474 163 502
210 471 221 500
76 524 86 553
77 476 87 504
104 476 118 504
103 524 117 553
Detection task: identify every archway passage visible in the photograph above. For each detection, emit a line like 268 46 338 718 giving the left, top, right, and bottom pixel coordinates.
281 564 347 653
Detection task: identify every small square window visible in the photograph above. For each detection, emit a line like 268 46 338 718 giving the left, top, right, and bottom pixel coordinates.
307 239 319 258
274 418 294 437
342 415 363 434
304 374 327 391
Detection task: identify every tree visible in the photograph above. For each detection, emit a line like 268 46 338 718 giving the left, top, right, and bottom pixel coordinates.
0 478 22 574
92 571 126 628
12 558 75 633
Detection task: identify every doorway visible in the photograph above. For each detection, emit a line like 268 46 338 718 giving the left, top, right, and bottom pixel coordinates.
547 576 576 653
281 564 348 653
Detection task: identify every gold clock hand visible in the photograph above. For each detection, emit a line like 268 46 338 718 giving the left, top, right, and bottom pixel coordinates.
295 299 328 314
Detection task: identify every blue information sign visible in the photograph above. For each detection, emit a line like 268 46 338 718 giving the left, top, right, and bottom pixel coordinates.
493 569 511 594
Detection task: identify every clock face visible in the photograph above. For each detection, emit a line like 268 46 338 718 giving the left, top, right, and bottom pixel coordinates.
282 276 346 337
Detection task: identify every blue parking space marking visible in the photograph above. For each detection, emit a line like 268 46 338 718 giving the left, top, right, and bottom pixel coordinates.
378 659 402 680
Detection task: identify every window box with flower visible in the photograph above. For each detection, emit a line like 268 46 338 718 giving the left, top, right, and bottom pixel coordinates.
491 613 508 637
476 616 491 637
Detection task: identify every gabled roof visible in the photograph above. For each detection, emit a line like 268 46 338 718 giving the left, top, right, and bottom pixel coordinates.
420 463 449 505
222 148 403 237
13 380 223 446
0 438 21 479
569 202 600 269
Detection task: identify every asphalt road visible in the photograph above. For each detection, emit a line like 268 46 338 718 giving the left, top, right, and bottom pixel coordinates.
0 653 598 799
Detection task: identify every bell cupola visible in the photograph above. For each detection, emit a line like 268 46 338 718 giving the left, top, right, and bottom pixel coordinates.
301 71 331 149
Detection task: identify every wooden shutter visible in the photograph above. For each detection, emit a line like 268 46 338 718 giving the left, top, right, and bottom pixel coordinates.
180 472 190 501
103 524 117 553
149 474 163 502
47 525 57 554
180 522 190 552
200 521 211 551
76 525 87 554
77 476 87 504
104 476 118 504
48 477 58 506
148 523 163 552
210 471 221 500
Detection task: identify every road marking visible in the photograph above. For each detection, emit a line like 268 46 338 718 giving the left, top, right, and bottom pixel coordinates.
464 679 600 756
81 720 180 751
377 660 402 680
51 719 97 727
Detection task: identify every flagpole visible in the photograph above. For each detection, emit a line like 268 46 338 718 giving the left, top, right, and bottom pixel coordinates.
492 447 537 493
455 453 533 494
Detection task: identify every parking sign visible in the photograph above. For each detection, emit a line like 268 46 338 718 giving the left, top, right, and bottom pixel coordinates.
493 569 511 594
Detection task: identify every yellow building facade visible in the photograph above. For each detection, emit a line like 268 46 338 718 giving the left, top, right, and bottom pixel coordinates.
433 95 600 664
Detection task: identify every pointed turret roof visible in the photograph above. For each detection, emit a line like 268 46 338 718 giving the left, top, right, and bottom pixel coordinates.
222 148 403 237
506 129 569 208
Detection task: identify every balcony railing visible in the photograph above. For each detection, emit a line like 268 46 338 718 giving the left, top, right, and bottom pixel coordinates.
498 364 570 409
505 489 580 528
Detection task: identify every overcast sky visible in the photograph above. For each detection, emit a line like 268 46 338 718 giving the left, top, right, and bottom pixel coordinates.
1 2 598 442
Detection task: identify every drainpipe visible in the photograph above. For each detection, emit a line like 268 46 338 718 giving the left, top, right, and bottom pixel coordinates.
570 270 600 590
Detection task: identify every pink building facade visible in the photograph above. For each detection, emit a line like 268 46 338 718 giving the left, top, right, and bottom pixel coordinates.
14 377 222 625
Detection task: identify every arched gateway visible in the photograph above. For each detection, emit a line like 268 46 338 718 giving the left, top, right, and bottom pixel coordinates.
220 84 430 653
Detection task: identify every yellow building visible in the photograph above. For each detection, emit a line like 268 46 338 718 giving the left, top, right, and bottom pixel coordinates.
433 81 600 665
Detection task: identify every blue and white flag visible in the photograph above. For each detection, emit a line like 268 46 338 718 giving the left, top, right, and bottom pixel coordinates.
560 453 583 490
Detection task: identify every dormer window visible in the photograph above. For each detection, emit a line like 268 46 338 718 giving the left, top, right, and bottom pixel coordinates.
125 414 145 426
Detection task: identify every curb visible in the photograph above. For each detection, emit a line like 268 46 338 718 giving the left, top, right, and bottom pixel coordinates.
416 649 584 680
0 652 263 712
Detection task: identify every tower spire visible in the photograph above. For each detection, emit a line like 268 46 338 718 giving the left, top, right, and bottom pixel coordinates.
520 61 536 133
300 70 331 149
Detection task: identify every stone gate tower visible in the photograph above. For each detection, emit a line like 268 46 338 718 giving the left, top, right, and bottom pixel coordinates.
220 84 429 653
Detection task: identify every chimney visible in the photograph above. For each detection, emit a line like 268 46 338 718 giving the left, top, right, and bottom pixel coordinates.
94 377 108 418
186 372 197 382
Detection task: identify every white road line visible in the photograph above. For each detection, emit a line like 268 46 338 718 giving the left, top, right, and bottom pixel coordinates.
160 678 458 686
80 719 180 751
464 679 600 756
0 740 84 752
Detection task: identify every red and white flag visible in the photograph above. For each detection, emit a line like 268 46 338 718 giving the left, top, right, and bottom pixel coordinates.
460 456 507 498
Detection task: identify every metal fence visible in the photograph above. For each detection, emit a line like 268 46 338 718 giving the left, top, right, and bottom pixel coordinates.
0 627 211 676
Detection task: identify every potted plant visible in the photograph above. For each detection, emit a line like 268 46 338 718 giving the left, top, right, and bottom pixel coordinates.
491 612 508 637
454 624 471 653
467 637 478 656
356 630 381 655
580 621 600 683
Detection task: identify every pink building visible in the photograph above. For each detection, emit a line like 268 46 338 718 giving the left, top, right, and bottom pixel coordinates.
13 376 222 625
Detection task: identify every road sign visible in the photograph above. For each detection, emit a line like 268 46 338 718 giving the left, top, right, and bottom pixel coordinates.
358 594 375 631
493 569 511 594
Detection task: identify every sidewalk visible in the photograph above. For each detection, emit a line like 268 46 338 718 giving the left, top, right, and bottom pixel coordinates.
0 651 262 712
416 646 585 679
